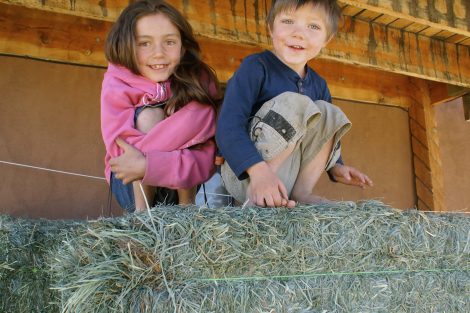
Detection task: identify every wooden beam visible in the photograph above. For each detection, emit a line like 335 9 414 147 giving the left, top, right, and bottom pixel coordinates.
463 93 470 121
0 3 421 109
0 0 271 45
340 0 470 37
408 78 446 211
1 1 469 88
327 16 470 88
428 82 470 105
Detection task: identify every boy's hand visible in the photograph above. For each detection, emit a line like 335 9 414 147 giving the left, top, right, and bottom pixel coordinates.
246 162 296 208
330 164 373 189
109 138 146 184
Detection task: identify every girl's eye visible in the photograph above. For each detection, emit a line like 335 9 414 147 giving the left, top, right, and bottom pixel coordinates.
137 41 151 47
166 40 176 46
281 19 293 24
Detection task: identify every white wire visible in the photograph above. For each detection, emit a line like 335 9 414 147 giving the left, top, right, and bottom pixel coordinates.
0 160 105 180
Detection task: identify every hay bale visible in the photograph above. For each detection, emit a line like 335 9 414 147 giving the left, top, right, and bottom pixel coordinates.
50 201 469 312
0 215 82 313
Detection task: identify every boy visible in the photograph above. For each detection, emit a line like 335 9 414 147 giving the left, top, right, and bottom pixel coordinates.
216 0 372 208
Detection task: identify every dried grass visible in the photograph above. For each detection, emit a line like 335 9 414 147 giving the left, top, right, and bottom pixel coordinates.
48 201 469 312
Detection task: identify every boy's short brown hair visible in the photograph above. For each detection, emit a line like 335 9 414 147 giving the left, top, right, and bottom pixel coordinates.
266 0 342 39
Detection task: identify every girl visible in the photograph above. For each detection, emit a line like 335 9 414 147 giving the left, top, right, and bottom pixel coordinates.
101 0 220 213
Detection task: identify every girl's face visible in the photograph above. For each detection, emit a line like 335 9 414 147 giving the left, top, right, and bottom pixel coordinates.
135 13 183 83
269 3 330 77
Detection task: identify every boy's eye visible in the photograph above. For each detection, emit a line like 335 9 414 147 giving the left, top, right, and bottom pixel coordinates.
309 24 321 30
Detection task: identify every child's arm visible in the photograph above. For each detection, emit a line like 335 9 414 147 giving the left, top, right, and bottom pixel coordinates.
216 56 293 206
329 164 373 188
110 138 216 189
101 80 148 159
216 56 266 180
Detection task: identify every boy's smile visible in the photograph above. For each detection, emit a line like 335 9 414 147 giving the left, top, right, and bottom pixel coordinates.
135 13 183 83
269 3 330 77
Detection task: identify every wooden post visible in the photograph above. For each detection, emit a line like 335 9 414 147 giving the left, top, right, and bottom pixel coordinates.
408 78 445 211
463 94 470 122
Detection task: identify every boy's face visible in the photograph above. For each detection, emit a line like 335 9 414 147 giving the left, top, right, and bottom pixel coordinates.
269 3 330 77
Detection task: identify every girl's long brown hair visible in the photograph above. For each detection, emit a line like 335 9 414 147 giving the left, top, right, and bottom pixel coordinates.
105 0 221 115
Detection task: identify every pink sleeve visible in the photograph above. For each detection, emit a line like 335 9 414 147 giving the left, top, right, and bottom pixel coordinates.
142 140 216 188
102 75 217 187
101 79 145 159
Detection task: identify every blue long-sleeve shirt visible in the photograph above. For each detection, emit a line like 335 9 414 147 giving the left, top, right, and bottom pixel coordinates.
216 50 342 180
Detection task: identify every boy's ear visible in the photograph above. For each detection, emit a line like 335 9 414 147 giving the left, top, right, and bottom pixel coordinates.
323 34 335 47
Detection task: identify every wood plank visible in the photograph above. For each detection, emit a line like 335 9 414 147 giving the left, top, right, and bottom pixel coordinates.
463 94 470 121
428 82 470 105
356 10 382 22
411 136 430 169
340 0 470 37
445 34 468 44
388 18 413 29
413 155 432 189
310 59 415 108
328 16 470 88
408 78 446 211
1 2 469 88
417 199 431 212
0 0 470 87
0 2 109 66
373 14 398 25
0 3 418 108
415 178 435 211
404 23 429 34
409 119 428 151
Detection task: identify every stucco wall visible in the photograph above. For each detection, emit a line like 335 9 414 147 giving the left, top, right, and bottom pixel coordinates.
315 100 416 209
0 56 119 219
435 98 470 212
1 56 416 218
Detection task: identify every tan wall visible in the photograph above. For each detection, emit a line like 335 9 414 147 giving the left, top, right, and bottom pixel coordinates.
435 98 470 212
315 100 416 209
0 56 121 219
0 56 416 219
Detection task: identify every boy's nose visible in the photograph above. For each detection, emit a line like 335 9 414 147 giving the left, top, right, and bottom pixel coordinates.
291 25 305 39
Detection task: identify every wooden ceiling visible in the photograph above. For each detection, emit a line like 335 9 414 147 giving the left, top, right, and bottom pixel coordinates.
340 0 470 45
0 0 469 91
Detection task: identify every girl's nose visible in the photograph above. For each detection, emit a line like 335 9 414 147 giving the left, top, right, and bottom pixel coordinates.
152 43 165 57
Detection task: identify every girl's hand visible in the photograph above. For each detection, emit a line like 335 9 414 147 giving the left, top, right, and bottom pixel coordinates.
109 138 146 184
330 164 373 189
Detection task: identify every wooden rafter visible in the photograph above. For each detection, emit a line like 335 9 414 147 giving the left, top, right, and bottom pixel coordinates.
340 0 470 37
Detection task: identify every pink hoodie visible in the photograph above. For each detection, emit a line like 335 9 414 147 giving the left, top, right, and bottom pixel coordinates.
101 63 216 189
